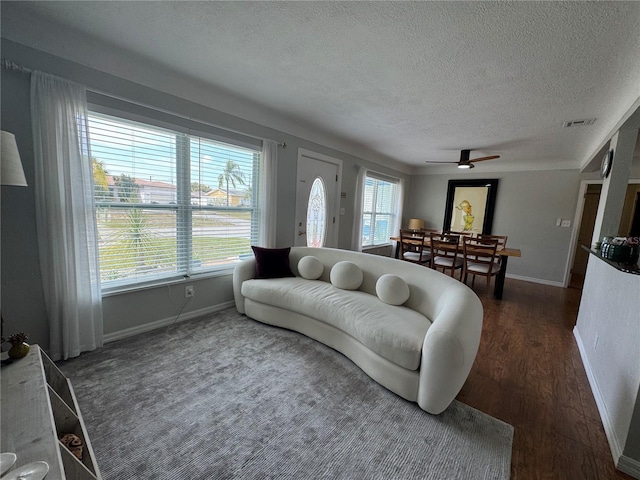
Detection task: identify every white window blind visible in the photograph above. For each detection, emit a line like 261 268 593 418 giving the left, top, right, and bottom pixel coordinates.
89 111 260 290
362 173 400 247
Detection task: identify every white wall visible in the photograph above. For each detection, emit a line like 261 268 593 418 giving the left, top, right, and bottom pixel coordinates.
574 255 640 474
407 170 582 285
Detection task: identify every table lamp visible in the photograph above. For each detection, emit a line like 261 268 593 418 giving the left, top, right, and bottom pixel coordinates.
408 218 424 231
1 131 28 187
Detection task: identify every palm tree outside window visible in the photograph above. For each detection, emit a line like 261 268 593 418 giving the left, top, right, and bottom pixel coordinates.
218 160 246 206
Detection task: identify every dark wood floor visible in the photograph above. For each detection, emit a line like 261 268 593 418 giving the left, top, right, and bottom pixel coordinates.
456 278 633 480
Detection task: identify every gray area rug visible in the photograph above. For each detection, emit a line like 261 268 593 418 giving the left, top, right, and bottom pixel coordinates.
59 308 513 479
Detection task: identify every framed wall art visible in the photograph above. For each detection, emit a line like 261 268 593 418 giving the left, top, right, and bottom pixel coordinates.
442 179 499 235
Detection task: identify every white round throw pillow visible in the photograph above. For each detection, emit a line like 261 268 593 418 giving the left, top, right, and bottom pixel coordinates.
330 261 363 290
376 274 410 305
297 255 324 280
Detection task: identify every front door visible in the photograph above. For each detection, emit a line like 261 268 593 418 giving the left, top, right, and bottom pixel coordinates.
294 150 341 247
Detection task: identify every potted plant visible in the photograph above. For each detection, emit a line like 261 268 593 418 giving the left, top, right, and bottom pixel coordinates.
7 332 30 359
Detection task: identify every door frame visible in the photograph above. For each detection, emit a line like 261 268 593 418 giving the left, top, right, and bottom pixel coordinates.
565 179 603 287
295 148 343 248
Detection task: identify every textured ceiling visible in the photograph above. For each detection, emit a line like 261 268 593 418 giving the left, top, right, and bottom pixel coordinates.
2 1 640 173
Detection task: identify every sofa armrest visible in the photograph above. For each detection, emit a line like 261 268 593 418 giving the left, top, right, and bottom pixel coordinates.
417 288 483 414
233 258 256 314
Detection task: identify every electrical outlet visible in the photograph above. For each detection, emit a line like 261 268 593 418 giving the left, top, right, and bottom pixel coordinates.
594 334 599 350
185 285 195 298
560 219 571 228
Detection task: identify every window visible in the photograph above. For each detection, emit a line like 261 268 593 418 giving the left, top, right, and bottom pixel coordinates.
89 111 261 290
306 177 327 247
361 173 400 247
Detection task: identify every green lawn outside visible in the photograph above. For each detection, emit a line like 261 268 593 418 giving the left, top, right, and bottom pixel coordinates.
100 209 251 228
99 235 250 283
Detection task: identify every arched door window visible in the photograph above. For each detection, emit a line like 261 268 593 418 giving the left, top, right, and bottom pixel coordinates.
306 177 327 247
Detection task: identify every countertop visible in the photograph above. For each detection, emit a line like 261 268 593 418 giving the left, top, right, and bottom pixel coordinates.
583 245 640 275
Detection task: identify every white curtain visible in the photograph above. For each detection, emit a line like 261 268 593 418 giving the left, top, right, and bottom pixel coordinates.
351 165 368 251
31 72 103 361
258 139 278 247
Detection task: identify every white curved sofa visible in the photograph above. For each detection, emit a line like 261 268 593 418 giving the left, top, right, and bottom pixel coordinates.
233 247 483 415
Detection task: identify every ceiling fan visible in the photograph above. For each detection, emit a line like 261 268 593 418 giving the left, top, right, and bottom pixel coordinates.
425 149 500 169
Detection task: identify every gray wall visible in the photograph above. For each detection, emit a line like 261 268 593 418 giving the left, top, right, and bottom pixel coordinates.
1 66 45 348
406 170 582 284
4 37 626 352
0 40 409 349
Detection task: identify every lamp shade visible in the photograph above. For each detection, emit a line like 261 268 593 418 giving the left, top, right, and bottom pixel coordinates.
1 131 27 186
407 218 425 231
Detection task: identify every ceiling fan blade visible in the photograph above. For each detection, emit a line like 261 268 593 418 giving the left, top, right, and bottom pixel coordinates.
425 151 500 166
469 155 500 163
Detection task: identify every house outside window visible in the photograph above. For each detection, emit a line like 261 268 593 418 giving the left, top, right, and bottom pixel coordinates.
88 110 261 291
361 173 400 247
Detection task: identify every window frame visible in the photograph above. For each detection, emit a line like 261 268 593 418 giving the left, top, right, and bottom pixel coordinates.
88 102 262 294
361 171 401 248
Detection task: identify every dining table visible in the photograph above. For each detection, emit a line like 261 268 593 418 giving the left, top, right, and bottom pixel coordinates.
389 235 522 300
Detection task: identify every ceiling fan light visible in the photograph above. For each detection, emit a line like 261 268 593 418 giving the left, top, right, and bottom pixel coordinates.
458 163 473 169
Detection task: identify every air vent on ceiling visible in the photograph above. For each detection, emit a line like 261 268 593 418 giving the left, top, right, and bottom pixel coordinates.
563 118 596 127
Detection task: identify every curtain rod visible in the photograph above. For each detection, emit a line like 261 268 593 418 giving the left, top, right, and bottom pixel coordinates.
2 58 31 73
1 58 286 149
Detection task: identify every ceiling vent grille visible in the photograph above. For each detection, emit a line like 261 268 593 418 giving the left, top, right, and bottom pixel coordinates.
563 118 596 127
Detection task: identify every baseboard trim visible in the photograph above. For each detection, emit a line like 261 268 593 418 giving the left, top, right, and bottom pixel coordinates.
103 301 236 343
573 327 624 466
617 455 640 478
505 273 564 287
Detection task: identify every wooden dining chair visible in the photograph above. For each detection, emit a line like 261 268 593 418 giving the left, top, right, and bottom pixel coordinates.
476 234 508 265
399 229 430 265
462 237 500 294
477 234 508 249
445 230 474 238
429 233 463 279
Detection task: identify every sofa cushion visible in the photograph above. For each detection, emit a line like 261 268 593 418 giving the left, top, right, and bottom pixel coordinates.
297 255 324 280
251 246 294 279
241 277 431 370
330 261 363 290
376 274 410 305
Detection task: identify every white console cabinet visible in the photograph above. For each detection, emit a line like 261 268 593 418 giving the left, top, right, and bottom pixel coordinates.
0 345 101 479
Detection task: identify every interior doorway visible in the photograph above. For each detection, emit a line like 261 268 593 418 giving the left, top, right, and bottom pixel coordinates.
620 184 640 237
570 184 601 289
